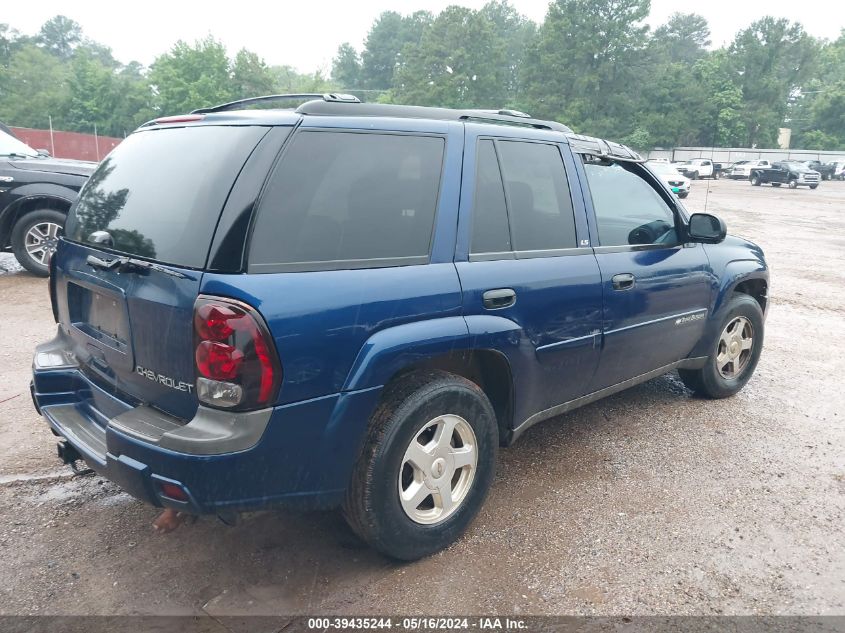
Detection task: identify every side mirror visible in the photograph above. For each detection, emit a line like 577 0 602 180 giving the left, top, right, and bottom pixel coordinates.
37 149 51 157
687 213 726 244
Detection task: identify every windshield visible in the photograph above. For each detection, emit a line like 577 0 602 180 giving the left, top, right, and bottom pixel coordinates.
0 129 38 157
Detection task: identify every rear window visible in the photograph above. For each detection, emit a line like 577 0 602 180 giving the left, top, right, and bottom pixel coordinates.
66 125 268 268
248 130 444 272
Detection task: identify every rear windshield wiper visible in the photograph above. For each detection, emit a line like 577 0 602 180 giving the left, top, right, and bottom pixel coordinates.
86 254 191 279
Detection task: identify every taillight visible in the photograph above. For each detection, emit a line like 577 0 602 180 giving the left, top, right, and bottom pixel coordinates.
193 296 281 410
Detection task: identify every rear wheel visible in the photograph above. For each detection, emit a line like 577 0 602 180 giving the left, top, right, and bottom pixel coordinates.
678 295 764 399
10 209 65 277
750 175 761 186
343 370 498 560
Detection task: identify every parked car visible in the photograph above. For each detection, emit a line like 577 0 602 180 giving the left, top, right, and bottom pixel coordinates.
647 160 691 198
673 158 721 180
728 159 771 180
800 160 836 180
0 125 96 275
750 161 821 189
31 95 768 560
834 162 845 180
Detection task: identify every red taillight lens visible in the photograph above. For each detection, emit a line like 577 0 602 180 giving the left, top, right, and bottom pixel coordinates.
192 297 281 410
158 482 188 502
195 341 243 380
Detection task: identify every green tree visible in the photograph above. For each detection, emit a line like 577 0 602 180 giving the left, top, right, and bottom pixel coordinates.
729 17 819 147
37 15 82 60
479 0 536 104
361 11 433 89
651 13 710 64
231 49 276 98
331 43 362 89
150 36 233 115
0 43 68 128
393 6 506 108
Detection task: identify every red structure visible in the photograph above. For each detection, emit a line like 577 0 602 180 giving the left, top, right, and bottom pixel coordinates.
9 127 122 162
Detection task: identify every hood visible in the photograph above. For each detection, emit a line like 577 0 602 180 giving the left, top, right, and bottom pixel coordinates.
8 156 97 177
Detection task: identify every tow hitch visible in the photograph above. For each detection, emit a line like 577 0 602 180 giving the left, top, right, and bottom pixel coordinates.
57 441 94 476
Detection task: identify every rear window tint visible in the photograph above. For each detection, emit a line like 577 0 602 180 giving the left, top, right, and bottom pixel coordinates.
66 125 268 268
249 131 444 271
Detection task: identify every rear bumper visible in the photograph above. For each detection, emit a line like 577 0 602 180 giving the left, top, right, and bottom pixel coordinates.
32 333 383 513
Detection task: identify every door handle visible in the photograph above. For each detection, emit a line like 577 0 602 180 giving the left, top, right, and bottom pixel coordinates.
482 288 516 309
611 273 635 291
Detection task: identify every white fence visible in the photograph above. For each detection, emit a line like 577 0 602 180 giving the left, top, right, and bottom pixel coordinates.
645 147 845 164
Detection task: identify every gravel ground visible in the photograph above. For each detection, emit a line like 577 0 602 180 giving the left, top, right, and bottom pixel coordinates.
0 179 842 617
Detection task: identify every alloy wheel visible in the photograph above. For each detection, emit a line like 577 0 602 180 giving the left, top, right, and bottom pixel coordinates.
24 221 61 267
716 316 754 379
398 414 478 525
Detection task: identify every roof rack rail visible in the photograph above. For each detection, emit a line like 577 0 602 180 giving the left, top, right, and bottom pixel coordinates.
191 93 360 114
566 133 644 163
294 100 572 133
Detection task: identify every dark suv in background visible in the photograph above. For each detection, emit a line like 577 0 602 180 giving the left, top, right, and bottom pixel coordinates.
0 125 95 275
31 94 768 559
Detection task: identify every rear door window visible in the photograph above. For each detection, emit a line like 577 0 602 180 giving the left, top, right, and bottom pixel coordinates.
65 125 269 268
471 140 511 254
249 131 445 272
496 141 577 252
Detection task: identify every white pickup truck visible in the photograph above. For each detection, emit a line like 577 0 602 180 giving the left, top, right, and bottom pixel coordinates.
728 160 772 180
673 158 721 180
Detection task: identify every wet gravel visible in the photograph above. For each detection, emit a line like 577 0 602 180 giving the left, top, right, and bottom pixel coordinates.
0 179 842 616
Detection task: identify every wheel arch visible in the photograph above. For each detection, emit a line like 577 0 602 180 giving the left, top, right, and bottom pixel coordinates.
0 191 74 248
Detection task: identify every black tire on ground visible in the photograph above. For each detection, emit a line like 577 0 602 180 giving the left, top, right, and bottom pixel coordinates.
810 184 818 189
342 369 498 560
772 182 781 187
691 171 699 180
678 192 689 199
10 208 65 277
750 175 761 186
788 179 798 189
714 170 720 179
678 294 764 399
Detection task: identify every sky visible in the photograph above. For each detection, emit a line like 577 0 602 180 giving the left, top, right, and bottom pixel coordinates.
6 0 845 73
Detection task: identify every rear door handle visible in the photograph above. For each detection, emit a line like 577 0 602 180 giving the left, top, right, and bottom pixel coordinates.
482 288 516 309
611 273 635 291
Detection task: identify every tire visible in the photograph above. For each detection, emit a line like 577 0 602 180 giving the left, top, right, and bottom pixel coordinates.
714 170 720 180
810 184 818 190
342 370 498 560
678 192 689 199
10 209 65 277
691 171 699 180
771 182 781 187
678 294 764 399
788 179 798 189
750 175 761 186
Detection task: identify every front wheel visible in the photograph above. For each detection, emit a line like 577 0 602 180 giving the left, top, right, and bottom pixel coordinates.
810 184 818 189
678 191 689 199
343 370 498 560
678 294 764 399
788 179 798 189
690 171 699 180
750 175 761 186
772 182 782 187
10 209 65 277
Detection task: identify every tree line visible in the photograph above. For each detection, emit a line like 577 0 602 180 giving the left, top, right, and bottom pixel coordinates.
1 2 843 150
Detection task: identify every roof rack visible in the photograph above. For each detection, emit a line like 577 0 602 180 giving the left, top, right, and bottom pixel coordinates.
295 100 572 132
566 133 643 163
191 93 360 114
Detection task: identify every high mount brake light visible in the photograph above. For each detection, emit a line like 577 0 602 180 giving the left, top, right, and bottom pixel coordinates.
193 297 281 409
154 114 205 125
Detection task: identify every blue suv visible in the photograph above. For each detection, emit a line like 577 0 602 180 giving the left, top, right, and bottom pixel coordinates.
31 94 768 559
